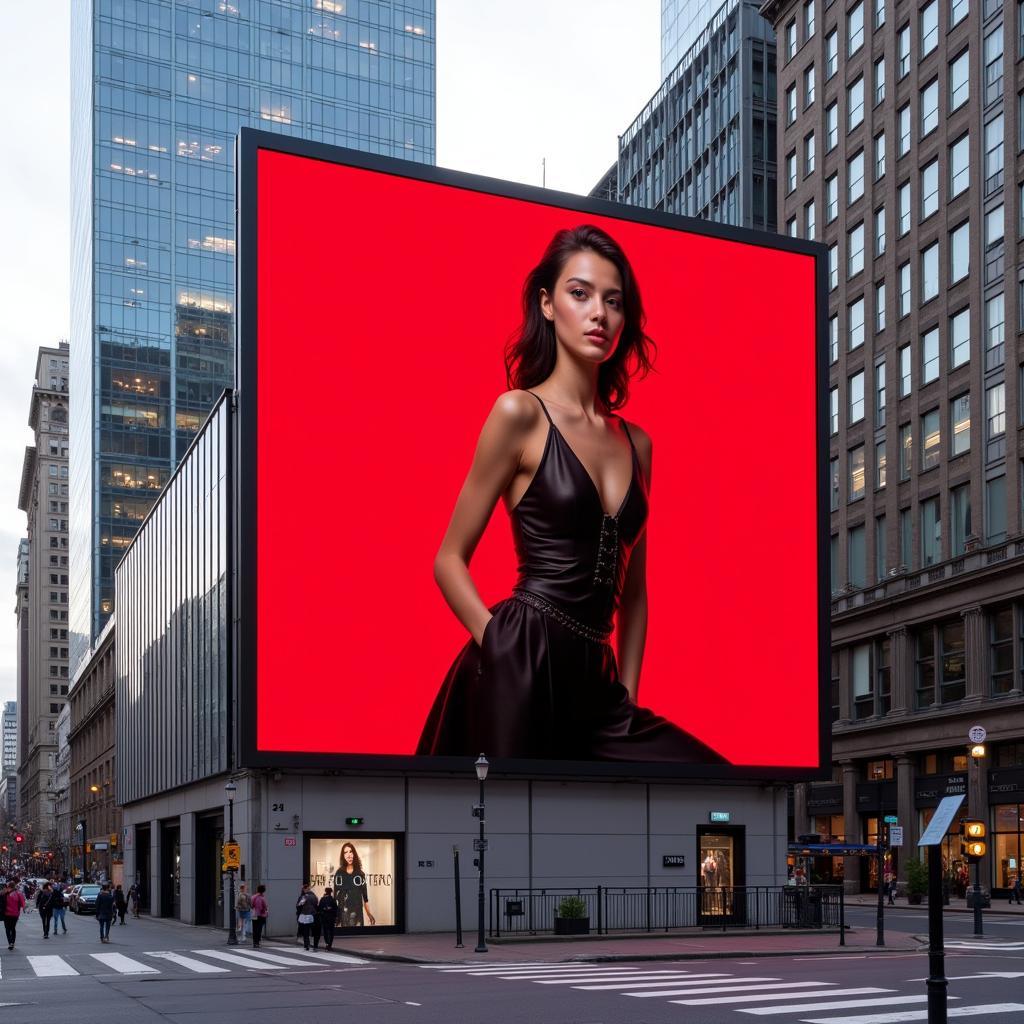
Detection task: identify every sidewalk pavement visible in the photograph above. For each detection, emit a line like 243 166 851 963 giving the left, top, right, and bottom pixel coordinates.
288 927 923 965
844 893 1024 915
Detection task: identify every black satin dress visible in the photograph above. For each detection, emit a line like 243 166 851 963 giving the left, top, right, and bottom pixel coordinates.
417 392 724 763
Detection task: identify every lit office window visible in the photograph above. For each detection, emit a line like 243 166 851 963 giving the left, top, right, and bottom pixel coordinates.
849 449 866 508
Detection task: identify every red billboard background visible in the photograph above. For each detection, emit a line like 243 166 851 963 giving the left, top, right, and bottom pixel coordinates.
252 145 821 768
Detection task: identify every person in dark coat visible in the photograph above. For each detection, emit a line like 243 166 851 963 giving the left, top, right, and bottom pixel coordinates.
295 883 318 950
95 883 115 943
51 883 67 935
114 884 127 925
318 887 339 951
35 882 56 939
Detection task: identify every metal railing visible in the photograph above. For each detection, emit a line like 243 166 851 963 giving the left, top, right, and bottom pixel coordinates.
489 885 844 937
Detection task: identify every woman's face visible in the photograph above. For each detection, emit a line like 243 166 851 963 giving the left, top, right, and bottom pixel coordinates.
343 846 355 865
540 250 625 367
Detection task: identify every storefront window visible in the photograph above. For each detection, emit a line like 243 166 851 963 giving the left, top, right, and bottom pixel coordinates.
993 803 1023 890
811 815 846 883
863 817 897 889
699 833 734 915
307 835 399 931
867 759 894 780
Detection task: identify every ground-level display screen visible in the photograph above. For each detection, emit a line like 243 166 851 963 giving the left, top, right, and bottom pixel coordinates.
307 835 399 932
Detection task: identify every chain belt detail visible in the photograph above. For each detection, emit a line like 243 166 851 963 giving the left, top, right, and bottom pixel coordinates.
512 589 613 644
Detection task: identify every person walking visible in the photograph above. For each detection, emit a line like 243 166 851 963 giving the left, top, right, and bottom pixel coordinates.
114 884 127 926
1011 874 1023 906
3 879 25 950
128 882 141 919
236 884 252 941
36 882 56 939
51 883 68 935
318 887 339 952
95 883 115 943
251 884 268 948
295 883 318 950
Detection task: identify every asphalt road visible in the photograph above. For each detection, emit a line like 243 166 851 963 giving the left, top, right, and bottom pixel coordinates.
0 911 1022 1023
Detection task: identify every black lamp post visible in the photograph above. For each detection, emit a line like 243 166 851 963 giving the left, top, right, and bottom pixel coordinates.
77 820 87 883
473 754 489 954
225 780 238 945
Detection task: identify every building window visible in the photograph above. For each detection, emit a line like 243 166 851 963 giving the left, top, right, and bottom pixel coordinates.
950 133 970 196
898 182 911 235
899 506 912 567
852 642 872 716
874 206 886 255
787 84 797 124
898 104 911 156
922 243 939 303
826 101 838 150
850 369 866 422
991 607 1015 694
921 159 939 219
805 64 816 107
829 244 838 289
984 28 1004 106
920 80 939 136
921 407 941 469
830 313 839 362
922 325 940 382
920 0 939 53
950 307 970 368
848 150 865 205
950 221 970 282
921 495 942 565
831 456 840 510
806 0 816 37
875 359 886 423
875 515 887 580
831 387 840 433
899 263 911 318
875 281 886 332
985 115 1004 193
826 28 838 77
849 222 865 276
874 56 885 105
787 216 798 237
898 24 911 78
786 151 797 193
848 0 865 53
987 381 1006 438
951 482 972 553
949 49 969 110
899 344 912 397
985 292 1004 368
940 620 966 702
805 132 816 173
951 392 971 455
849 295 865 349
826 174 838 220
874 133 886 180
876 636 891 713
786 19 798 60
849 446 866 501
951 0 968 26
900 421 913 479
916 626 936 707
876 438 887 488
849 525 866 590
806 198 817 239
986 475 1007 541
848 76 865 130
985 204 1004 284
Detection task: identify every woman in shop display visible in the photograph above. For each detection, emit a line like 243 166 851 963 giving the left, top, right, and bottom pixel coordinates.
333 842 376 928
416 224 723 763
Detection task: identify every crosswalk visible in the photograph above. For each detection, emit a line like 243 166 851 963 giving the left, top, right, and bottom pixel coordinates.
944 938 1024 952
0 945 368 981
421 961 1024 1021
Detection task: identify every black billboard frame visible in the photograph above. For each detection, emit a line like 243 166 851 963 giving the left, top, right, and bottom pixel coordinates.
235 126 831 784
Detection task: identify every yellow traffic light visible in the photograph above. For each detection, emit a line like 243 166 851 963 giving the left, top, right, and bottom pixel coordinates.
961 819 987 861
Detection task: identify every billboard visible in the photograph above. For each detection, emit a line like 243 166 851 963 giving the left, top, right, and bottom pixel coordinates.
237 129 828 780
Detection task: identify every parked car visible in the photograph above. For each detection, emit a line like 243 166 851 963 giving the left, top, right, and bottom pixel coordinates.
71 884 101 914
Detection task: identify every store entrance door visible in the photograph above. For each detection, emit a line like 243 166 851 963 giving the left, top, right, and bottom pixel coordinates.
697 825 746 926
160 821 181 919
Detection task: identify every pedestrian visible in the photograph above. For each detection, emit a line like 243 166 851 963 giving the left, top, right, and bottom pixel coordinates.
318 887 338 952
1011 874 1023 906
114 884 127 926
95 882 115 943
295 883 318 950
884 869 896 905
51 883 67 935
128 882 141 918
3 879 25 950
236 883 252 940
36 882 56 939
251 884 268 948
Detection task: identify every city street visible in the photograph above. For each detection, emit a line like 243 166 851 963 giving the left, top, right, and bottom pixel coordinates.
0 911 1022 1023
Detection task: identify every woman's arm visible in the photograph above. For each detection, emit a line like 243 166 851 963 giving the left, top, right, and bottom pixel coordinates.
616 424 653 702
434 391 539 646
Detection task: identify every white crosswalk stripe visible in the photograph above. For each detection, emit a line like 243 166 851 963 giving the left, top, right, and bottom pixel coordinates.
89 952 159 974
678 987 893 1006
26 955 79 977
944 940 1024 951
801 1004 1024 1023
190 948 289 970
221 947 330 967
537 972 731 986
145 951 230 974
737 995 933 1016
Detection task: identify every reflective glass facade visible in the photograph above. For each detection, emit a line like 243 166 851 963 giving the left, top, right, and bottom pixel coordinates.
70 0 436 670
116 396 229 804
663 0 721 78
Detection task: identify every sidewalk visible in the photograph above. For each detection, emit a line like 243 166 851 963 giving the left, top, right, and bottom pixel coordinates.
286 927 923 965
844 893 1024 915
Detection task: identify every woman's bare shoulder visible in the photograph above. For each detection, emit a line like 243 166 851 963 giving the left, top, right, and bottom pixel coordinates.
488 389 543 432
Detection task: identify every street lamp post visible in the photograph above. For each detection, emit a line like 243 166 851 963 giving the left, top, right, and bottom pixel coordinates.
225 781 237 946
473 754 489 954
76 820 86 882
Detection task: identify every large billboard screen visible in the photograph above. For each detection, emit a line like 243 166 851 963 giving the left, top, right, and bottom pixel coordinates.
237 129 828 780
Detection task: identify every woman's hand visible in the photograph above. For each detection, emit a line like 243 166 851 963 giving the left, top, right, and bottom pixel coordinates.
367 911 376 926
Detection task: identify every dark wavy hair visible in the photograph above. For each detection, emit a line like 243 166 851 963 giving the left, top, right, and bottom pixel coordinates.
504 224 656 412
340 842 364 875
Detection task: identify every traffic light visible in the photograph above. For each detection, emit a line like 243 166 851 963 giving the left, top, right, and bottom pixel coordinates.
961 819 987 861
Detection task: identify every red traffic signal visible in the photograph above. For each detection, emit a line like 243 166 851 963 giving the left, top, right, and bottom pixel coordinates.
14 833 23 844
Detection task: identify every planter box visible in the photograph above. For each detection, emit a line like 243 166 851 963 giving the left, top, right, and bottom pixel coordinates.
554 916 590 936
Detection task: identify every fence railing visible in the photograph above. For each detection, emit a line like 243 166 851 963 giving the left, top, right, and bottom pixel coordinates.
489 885 844 937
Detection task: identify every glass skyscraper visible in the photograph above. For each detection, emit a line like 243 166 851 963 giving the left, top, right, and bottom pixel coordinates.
662 0 720 77
69 0 436 668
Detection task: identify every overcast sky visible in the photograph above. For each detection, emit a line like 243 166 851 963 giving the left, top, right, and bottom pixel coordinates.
0 0 660 706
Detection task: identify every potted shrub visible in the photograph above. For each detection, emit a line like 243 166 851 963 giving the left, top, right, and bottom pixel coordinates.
554 895 590 936
905 857 928 905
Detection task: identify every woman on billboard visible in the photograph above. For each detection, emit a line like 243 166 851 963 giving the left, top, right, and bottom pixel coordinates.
418 225 722 763
333 842 376 927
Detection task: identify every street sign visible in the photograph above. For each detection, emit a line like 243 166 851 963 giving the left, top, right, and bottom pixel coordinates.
473 838 489 852
222 841 241 871
884 814 898 824
889 826 904 846
709 811 731 823
663 854 686 867
919 793 966 846
968 725 987 744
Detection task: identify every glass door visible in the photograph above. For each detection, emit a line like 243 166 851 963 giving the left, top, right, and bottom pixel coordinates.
697 825 746 925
